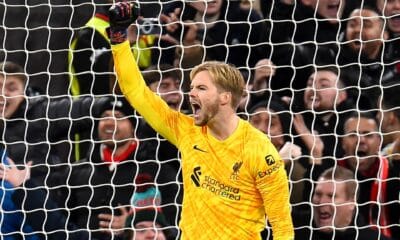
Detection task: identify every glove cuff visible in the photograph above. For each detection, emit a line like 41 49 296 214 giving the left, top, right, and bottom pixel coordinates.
107 27 128 45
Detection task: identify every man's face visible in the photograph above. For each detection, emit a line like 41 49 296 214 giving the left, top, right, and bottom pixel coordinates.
98 110 134 148
377 0 400 34
133 221 166 240
149 77 182 111
303 0 345 22
189 70 222 126
346 9 386 59
312 179 355 232
303 70 344 111
249 107 285 149
341 117 381 173
0 75 25 119
190 0 223 16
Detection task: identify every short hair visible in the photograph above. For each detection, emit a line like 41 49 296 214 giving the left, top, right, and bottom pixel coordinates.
310 65 346 89
0 61 27 85
190 61 245 110
349 5 385 29
142 64 181 86
319 166 357 200
343 111 379 132
248 98 292 141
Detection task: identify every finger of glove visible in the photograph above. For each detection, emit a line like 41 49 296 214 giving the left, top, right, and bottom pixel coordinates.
110 2 133 27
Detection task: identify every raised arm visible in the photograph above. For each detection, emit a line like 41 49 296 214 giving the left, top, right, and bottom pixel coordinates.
108 2 187 146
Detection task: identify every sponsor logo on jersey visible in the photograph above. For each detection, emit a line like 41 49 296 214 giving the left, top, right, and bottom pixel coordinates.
257 162 281 178
191 166 241 200
191 166 202 187
203 175 241 201
265 154 275 166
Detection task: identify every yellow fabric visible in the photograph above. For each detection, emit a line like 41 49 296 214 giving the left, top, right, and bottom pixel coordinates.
112 41 294 240
68 16 155 96
68 16 110 97
131 35 156 69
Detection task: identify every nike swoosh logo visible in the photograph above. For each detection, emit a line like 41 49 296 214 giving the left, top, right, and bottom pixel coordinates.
193 145 207 153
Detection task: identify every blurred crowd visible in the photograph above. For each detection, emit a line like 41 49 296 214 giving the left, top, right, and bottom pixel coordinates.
0 0 399 239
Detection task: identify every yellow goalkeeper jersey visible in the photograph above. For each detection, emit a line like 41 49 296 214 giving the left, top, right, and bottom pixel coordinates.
112 41 294 240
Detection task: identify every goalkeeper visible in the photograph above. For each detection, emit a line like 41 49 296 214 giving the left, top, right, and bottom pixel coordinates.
108 2 294 240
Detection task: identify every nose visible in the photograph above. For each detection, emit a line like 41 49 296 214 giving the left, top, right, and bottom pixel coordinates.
101 117 117 127
394 0 400 9
144 229 156 238
315 195 333 206
189 88 196 98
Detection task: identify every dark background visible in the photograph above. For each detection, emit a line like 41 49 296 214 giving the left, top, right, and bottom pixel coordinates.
0 0 163 96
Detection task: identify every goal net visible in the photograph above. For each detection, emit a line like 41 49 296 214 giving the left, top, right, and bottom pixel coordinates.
0 0 399 239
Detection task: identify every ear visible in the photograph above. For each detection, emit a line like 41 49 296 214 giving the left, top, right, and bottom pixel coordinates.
383 30 389 41
387 111 397 125
301 0 313 7
219 92 231 106
337 89 347 105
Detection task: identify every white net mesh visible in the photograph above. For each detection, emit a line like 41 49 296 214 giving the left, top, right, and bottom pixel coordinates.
0 0 399 239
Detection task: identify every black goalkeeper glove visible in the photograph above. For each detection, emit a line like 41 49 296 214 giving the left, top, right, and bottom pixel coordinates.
108 1 140 44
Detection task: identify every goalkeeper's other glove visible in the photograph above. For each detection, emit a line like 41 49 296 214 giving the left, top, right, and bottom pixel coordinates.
108 1 140 44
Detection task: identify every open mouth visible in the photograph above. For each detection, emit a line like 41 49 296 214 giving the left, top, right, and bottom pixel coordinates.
352 39 362 46
317 209 333 225
191 102 201 116
326 3 340 17
327 3 339 11
319 211 332 220
356 150 367 157
389 14 400 24
166 100 180 110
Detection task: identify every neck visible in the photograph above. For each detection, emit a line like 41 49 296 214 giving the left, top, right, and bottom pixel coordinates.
208 112 239 141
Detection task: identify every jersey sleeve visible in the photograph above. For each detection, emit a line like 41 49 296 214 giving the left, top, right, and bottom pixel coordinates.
250 139 294 240
111 41 185 146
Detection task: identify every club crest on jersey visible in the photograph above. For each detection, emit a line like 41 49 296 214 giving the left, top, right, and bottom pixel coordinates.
265 155 275 166
230 161 243 181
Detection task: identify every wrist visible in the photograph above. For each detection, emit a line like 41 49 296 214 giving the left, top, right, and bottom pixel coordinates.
107 27 128 44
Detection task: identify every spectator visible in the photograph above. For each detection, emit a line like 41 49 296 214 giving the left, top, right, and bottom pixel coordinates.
54 96 179 240
68 0 189 97
139 64 186 165
68 0 116 96
289 66 355 189
283 4 398 109
0 149 39 240
0 156 91 240
265 0 347 92
339 112 400 239
0 137 176 240
162 0 271 69
138 64 187 226
337 5 397 109
378 82 400 160
0 61 109 185
124 208 172 240
237 58 277 112
292 166 393 240
376 0 400 60
269 0 346 44
248 99 305 204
